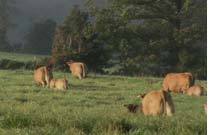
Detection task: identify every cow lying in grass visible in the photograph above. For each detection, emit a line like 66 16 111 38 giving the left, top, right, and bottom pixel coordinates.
185 85 204 96
34 65 53 87
66 60 87 80
49 77 68 91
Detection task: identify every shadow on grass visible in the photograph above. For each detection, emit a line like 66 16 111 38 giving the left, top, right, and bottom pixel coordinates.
115 119 136 133
146 79 161 84
69 84 107 91
14 97 28 103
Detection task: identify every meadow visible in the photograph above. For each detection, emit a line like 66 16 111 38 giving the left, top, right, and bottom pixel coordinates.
0 69 206 135
0 52 48 62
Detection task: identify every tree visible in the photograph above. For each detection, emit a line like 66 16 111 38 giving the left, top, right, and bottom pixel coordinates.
51 0 206 79
63 5 89 53
0 0 14 51
52 6 110 73
90 0 206 78
23 19 56 55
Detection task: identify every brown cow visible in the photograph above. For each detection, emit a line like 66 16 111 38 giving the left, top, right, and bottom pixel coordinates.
34 65 53 87
186 85 204 96
66 61 87 80
162 72 195 93
138 90 175 116
49 77 68 91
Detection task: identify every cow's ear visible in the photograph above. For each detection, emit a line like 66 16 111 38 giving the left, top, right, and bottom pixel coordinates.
137 93 145 99
137 94 142 98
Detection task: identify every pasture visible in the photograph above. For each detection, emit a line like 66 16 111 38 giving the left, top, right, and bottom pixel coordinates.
0 69 206 135
0 52 47 62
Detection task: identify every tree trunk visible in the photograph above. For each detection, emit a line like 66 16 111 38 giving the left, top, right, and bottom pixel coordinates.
68 35 72 49
78 38 82 53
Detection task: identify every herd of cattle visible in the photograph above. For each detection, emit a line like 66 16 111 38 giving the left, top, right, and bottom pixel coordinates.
34 61 87 90
33 60 207 116
125 72 206 116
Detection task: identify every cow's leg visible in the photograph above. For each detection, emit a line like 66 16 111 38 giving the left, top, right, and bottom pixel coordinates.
166 101 174 116
182 89 187 94
45 75 50 88
41 81 46 87
78 73 82 80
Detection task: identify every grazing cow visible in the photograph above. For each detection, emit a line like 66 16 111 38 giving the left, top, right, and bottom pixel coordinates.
66 61 87 80
163 72 195 93
49 77 68 91
124 104 142 113
186 85 204 96
138 90 175 116
34 65 53 87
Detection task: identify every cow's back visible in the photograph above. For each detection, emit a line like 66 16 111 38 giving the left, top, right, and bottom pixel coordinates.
34 67 46 84
34 66 53 86
163 73 193 93
55 79 68 90
163 73 179 92
142 91 165 115
70 63 83 75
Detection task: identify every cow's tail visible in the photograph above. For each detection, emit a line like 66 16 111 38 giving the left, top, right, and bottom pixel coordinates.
191 76 195 86
84 64 88 77
200 84 207 96
187 73 195 86
81 63 86 78
163 91 175 116
161 91 167 115
44 68 50 87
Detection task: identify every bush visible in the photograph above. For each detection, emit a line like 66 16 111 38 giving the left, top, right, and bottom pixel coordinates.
0 57 52 70
0 59 24 70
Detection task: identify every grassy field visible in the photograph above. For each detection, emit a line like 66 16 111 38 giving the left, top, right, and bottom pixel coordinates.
0 52 47 62
0 69 206 135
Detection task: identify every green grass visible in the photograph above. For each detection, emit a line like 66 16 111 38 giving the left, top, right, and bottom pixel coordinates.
0 70 207 135
0 52 47 62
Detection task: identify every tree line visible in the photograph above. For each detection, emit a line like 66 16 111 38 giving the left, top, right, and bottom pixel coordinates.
0 0 207 79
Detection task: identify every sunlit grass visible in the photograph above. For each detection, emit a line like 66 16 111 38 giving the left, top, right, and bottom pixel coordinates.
0 70 207 135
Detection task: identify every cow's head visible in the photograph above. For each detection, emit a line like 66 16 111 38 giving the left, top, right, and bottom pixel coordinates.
124 104 139 113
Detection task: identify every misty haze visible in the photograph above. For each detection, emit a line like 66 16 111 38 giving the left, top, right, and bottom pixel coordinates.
8 0 106 44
